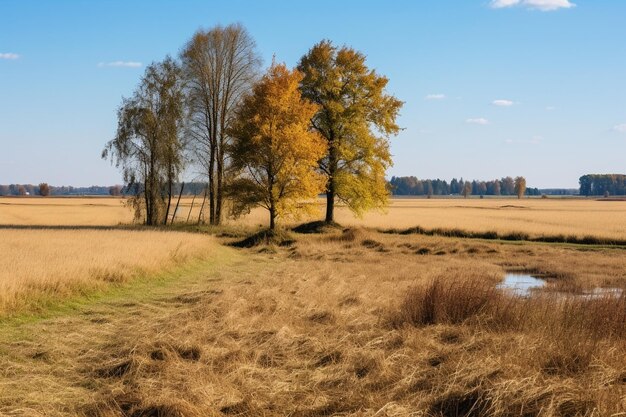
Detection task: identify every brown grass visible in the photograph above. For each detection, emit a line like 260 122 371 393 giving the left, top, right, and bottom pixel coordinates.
0 228 624 416
393 275 625 337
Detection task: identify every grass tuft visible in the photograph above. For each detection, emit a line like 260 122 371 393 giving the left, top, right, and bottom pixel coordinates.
292 220 342 234
230 228 295 248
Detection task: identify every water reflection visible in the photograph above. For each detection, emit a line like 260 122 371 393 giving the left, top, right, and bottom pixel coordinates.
498 273 623 298
497 274 545 296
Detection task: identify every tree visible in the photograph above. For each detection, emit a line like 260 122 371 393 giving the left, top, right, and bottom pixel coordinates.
477 181 487 196
579 174 626 196
102 57 185 225
493 180 501 196
514 176 526 199
462 181 472 199
298 40 403 223
228 63 326 229
109 185 123 196
38 183 50 197
501 176 515 195
450 178 459 194
181 23 261 225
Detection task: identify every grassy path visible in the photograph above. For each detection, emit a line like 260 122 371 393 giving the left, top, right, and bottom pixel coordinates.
0 244 277 415
0 232 624 416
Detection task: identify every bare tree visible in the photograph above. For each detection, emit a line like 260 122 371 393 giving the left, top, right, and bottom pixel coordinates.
180 23 261 225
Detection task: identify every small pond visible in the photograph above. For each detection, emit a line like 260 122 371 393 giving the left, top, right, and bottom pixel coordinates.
498 273 624 298
497 274 546 297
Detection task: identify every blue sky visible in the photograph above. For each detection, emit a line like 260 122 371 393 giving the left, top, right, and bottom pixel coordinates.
1 0 625 188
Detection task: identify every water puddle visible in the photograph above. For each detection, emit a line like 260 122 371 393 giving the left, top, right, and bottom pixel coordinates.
499 273 623 298
497 274 546 296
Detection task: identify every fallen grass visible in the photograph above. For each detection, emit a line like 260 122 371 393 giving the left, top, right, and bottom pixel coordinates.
0 227 624 416
391 274 626 414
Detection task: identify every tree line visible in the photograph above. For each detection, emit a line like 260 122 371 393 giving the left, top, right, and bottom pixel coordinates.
0 183 53 196
389 176 539 198
103 24 402 228
579 174 626 196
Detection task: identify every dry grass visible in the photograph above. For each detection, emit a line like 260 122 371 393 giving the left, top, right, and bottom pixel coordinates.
0 197 134 226
1 196 625 415
5 196 626 241
0 228 624 416
0 229 215 314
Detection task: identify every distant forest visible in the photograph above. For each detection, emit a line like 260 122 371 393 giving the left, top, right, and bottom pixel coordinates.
389 176 542 196
0 183 208 197
2 175 623 197
579 174 626 196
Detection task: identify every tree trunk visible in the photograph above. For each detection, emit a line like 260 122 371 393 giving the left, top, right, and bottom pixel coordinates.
164 179 173 225
216 143 224 225
325 141 338 224
269 197 276 230
198 184 208 224
269 209 276 230
171 182 185 225
143 179 151 226
208 146 216 225
186 191 197 223
325 183 335 223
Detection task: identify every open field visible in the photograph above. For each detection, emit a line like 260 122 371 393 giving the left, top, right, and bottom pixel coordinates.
4 196 626 240
0 197 134 226
0 229 215 314
0 198 625 415
0 228 624 415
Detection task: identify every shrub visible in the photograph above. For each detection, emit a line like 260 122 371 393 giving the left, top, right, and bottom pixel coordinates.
393 277 505 326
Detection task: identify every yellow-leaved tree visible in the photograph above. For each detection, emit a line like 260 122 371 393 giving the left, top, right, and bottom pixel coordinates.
228 62 327 229
298 40 403 223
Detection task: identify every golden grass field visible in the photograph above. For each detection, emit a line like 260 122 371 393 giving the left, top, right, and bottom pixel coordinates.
0 229 215 314
3 196 626 240
0 196 625 416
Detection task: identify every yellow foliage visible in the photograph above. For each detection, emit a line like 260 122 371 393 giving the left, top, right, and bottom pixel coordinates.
298 40 403 221
228 62 327 228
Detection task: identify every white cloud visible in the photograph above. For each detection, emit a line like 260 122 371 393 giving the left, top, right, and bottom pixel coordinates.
492 0 520 8
0 53 19 60
613 124 626 133
490 0 575 11
492 99 514 107
546 106 556 111
425 94 446 100
98 61 142 68
466 118 489 125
